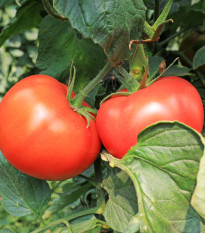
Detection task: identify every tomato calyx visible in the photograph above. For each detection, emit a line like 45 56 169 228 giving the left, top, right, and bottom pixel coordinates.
67 62 113 126
72 105 97 128
100 91 132 105
66 65 97 127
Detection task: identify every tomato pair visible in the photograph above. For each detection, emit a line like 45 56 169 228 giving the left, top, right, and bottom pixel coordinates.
0 75 204 180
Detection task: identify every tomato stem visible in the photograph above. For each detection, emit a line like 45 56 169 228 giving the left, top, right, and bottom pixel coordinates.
72 61 113 108
31 219 71 233
117 66 140 91
78 174 97 186
66 63 76 103
94 156 103 184
94 156 106 213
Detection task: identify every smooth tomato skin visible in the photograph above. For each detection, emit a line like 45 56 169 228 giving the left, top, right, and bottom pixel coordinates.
96 76 204 159
0 75 101 180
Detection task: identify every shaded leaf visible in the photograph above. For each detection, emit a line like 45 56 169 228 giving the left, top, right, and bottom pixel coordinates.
162 64 191 77
193 46 205 70
102 167 138 232
53 0 146 65
37 15 106 91
0 0 16 7
47 182 92 214
0 1 43 47
148 56 164 75
0 151 51 217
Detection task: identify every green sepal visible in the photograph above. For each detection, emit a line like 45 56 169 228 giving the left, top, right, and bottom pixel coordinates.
152 0 173 31
71 105 97 128
100 92 132 106
66 62 76 103
148 57 179 86
138 65 149 90
143 0 173 40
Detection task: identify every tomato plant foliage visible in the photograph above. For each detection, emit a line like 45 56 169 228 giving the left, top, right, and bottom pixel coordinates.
0 0 205 233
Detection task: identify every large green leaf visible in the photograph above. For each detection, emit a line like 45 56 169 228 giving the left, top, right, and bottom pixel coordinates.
0 151 51 217
0 1 43 47
101 121 205 233
53 0 146 65
102 167 138 232
36 15 106 91
191 146 205 219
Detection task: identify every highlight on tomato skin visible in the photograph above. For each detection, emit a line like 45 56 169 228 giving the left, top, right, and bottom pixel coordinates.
0 74 101 181
96 76 204 159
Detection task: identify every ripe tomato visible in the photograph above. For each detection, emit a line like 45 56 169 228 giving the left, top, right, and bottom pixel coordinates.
96 76 204 159
0 75 101 180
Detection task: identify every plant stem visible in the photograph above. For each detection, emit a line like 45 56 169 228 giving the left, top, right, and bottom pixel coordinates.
117 66 140 91
94 156 106 214
32 205 103 233
31 219 71 233
72 61 113 108
78 174 96 186
154 0 160 22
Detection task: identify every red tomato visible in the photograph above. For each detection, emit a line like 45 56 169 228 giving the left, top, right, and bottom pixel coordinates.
0 75 101 180
96 76 204 159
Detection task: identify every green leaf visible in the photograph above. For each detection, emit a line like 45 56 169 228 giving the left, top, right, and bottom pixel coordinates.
0 229 15 233
102 121 205 233
170 3 205 32
148 56 164 75
70 215 102 233
0 0 16 7
162 65 191 77
193 46 205 70
0 1 43 47
144 0 173 40
53 0 146 65
152 0 173 30
37 15 106 91
0 151 51 217
46 182 92 214
102 167 138 232
191 145 205 219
